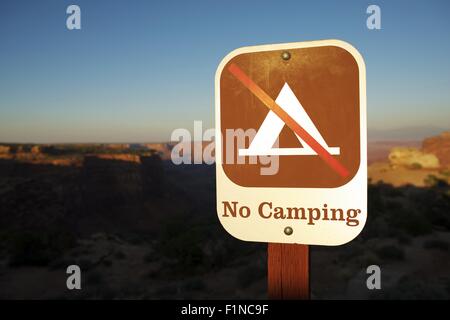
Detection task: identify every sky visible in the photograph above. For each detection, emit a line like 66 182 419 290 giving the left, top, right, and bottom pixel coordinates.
0 0 449 143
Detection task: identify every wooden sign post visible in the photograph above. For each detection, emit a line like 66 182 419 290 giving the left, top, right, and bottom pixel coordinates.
215 40 367 300
268 244 309 300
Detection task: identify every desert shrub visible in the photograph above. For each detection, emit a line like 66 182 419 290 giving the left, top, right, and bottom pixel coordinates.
237 264 265 288
396 232 412 245
360 216 390 239
183 278 206 291
9 233 53 266
384 184 404 198
421 198 450 231
114 251 126 260
102 259 113 267
99 286 116 300
375 245 405 261
385 199 402 210
8 230 76 267
401 214 433 236
408 184 449 227
409 162 422 170
428 208 450 231
77 258 93 269
439 169 450 177
0 231 9 253
208 242 228 268
362 252 379 266
155 285 177 296
372 276 448 300
424 239 448 251
368 185 385 215
338 242 364 261
157 218 205 272
143 251 154 263
164 232 204 270
388 206 433 236
86 271 104 285
424 175 448 188
128 235 145 245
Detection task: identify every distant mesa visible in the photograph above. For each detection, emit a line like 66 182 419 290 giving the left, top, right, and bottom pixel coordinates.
0 142 175 165
0 145 11 154
102 143 130 150
384 131 450 170
31 145 42 154
369 130 450 187
90 153 141 163
388 147 439 169
368 126 448 141
142 143 174 160
422 131 450 167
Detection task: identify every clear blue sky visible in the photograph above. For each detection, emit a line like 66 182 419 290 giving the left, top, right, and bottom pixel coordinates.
0 0 449 143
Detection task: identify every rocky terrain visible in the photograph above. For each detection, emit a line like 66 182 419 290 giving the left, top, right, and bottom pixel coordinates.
0 144 266 299
388 147 439 169
0 132 449 299
367 140 421 165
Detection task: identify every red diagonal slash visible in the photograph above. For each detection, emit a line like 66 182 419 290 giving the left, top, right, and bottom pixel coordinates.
228 63 349 178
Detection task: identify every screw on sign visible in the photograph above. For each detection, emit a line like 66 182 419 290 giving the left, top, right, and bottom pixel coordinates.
215 40 367 299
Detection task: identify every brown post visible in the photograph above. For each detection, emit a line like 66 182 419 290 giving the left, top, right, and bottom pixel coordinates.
268 243 310 299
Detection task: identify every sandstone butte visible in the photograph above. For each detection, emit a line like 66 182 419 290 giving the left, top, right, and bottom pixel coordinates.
369 131 449 187
0 145 11 154
422 131 450 167
388 147 440 169
92 153 141 163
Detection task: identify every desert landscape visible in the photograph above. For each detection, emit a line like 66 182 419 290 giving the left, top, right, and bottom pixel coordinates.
0 132 449 299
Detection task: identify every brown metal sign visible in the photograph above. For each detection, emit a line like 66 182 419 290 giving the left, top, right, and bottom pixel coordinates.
216 40 367 245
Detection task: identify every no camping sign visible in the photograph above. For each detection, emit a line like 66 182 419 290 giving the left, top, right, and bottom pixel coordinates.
215 40 367 246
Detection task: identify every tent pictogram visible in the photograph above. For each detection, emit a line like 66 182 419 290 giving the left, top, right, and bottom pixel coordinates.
239 82 340 156
228 63 349 178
